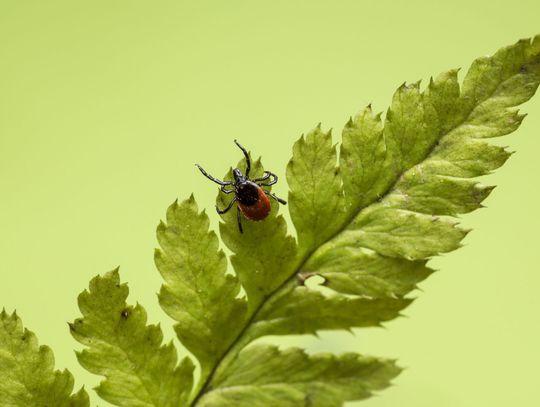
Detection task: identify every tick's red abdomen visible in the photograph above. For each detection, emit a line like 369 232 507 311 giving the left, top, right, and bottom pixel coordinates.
238 187 271 220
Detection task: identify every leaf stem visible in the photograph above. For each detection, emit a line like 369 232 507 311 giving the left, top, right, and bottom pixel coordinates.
189 246 313 406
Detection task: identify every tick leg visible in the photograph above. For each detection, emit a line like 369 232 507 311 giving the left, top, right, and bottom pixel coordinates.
220 185 236 194
256 171 278 186
237 206 244 233
264 190 287 205
196 164 232 186
234 140 251 179
216 197 237 214
253 171 271 182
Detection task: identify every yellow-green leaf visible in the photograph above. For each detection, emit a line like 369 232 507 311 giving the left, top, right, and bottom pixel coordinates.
0 310 89 407
70 270 193 407
199 345 400 407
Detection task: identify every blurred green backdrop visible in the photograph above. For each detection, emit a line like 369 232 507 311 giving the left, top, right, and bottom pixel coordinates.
1 1 539 406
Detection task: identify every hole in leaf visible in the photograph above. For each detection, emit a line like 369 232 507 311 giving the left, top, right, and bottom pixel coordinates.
297 272 327 287
304 274 327 289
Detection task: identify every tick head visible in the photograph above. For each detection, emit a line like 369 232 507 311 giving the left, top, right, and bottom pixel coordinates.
233 168 244 183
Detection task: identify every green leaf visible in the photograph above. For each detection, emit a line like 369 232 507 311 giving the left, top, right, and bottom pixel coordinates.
249 282 412 339
185 36 540 406
303 247 433 298
302 37 540 284
155 196 247 380
340 105 388 212
70 269 194 407
287 126 347 255
347 207 469 259
197 345 400 407
0 309 89 407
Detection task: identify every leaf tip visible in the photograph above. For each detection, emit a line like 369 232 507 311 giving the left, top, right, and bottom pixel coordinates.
108 267 121 280
462 227 474 235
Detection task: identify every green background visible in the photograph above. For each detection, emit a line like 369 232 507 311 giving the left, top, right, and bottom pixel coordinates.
1 1 539 405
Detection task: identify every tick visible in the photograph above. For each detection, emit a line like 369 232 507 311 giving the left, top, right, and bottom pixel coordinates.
195 140 286 233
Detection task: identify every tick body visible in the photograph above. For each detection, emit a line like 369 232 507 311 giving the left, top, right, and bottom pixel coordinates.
237 181 271 221
195 140 286 233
